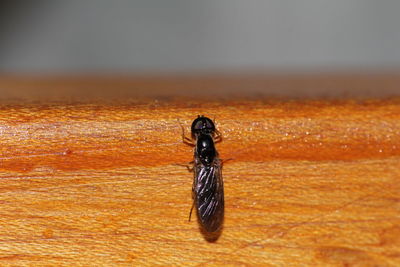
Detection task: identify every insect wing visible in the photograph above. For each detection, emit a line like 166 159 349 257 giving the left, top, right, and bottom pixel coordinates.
194 160 224 232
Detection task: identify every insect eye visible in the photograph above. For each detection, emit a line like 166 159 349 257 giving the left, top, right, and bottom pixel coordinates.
194 121 204 130
206 120 214 129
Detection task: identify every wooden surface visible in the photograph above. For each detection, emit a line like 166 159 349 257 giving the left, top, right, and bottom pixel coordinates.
0 82 399 265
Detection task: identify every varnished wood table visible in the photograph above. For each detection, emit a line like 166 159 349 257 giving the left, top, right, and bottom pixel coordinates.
0 74 399 266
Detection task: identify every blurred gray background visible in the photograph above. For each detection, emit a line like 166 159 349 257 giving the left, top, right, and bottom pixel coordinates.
1 0 400 73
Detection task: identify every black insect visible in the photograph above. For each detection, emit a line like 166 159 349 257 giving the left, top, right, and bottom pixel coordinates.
182 115 224 232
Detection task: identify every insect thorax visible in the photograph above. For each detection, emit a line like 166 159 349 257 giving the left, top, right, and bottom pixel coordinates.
196 134 216 165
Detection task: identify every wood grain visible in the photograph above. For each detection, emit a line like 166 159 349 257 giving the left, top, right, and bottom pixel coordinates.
0 96 399 266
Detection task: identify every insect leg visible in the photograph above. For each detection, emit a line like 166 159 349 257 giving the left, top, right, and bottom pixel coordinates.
221 158 233 164
212 116 223 143
178 119 195 146
175 161 194 172
214 129 223 143
186 161 194 172
188 201 195 222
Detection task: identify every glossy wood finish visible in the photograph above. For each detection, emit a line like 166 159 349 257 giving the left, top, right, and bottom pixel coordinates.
0 76 399 265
